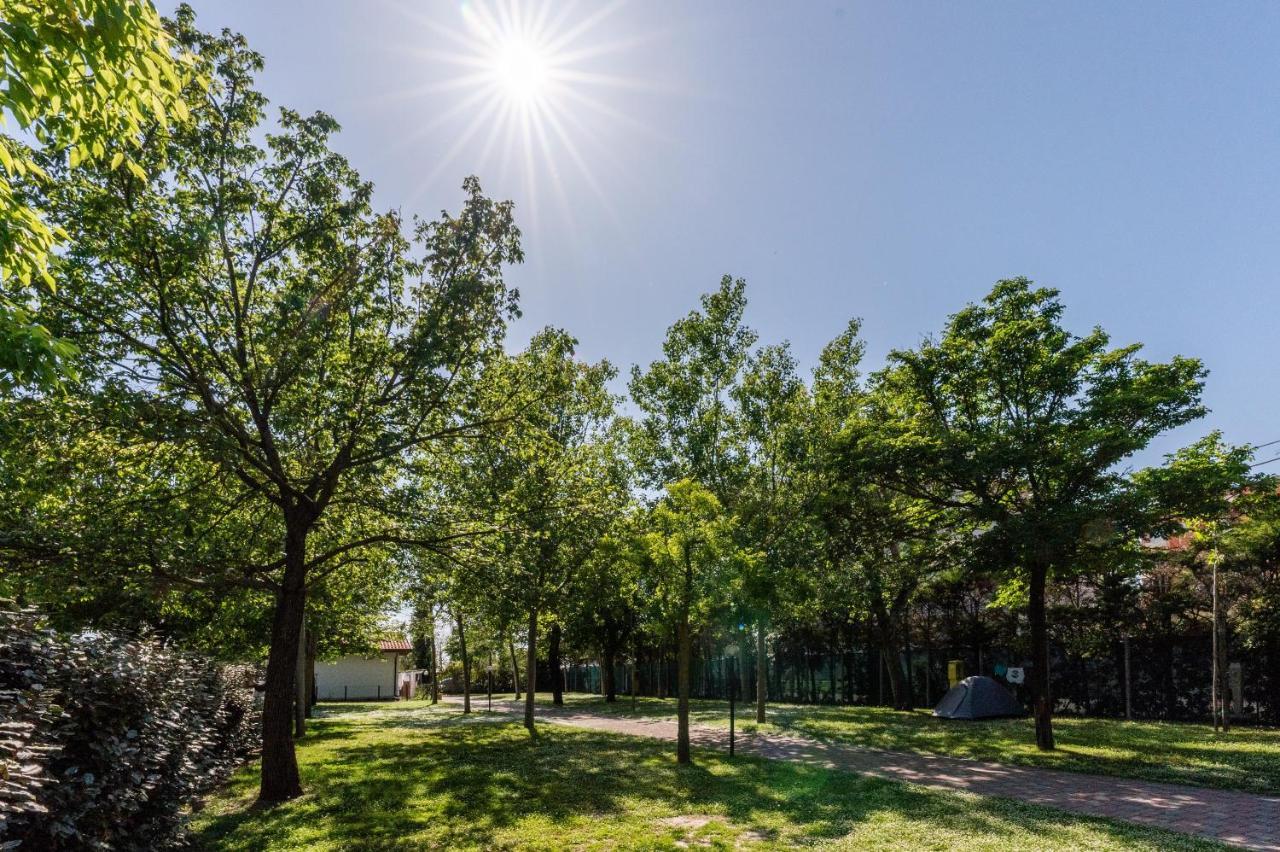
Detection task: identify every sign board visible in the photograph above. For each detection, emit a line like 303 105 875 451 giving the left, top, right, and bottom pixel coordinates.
1005 667 1025 685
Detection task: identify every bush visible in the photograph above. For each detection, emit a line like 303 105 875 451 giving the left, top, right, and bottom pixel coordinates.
0 605 260 849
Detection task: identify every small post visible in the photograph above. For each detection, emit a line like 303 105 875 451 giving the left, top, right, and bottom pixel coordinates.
730 657 736 757
487 664 494 713
725 643 739 757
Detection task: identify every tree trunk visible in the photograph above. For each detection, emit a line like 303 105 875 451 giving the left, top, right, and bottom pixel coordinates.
603 646 617 702
873 610 911 711
756 621 767 723
550 622 563 706
880 635 910 710
676 614 691 764
429 632 439 704
1216 613 1231 732
525 605 538 730
903 609 913 708
1028 562 1055 750
509 639 522 700
258 519 309 804
294 615 307 737
456 609 471 714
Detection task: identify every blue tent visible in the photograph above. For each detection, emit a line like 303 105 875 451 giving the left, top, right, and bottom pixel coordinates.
933 675 1024 719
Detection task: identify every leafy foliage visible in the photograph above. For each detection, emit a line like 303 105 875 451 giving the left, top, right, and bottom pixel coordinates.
0 0 196 388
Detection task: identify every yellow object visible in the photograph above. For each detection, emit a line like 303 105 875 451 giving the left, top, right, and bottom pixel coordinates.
947 660 965 687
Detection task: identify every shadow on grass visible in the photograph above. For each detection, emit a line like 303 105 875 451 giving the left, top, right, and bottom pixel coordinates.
194 705 1222 851
552 694 1280 795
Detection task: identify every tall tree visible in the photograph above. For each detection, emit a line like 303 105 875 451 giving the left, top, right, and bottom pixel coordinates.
1134 433 1259 728
848 278 1205 749
811 319 961 710
438 329 623 729
642 480 748 764
732 341 814 722
40 19 521 801
563 516 645 704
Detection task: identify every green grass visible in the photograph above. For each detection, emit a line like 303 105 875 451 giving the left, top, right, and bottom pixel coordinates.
541 692 1280 794
193 701 1227 851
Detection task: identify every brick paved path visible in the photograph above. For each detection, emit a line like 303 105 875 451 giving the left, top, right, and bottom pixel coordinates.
455 698 1279 850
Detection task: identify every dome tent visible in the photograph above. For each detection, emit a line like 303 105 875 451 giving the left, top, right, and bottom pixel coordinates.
932 675 1024 720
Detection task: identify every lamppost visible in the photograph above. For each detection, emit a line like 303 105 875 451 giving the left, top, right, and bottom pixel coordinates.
725 643 739 757
487 663 495 713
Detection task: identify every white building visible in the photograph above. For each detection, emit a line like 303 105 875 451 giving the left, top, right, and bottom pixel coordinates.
314 639 413 701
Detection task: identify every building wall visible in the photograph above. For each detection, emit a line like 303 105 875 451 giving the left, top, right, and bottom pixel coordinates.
315 653 399 700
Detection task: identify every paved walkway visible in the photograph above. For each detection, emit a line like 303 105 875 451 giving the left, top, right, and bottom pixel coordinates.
451 697 1279 850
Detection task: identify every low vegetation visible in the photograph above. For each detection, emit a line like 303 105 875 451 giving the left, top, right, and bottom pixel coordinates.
0 606 260 849
193 702 1225 851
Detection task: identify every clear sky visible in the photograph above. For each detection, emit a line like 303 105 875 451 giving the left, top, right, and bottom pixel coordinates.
172 0 1280 468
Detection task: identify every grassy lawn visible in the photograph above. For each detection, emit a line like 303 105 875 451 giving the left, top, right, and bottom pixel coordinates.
542 692 1280 795
193 701 1226 851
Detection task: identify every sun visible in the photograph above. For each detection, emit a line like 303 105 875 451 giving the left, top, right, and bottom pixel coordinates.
489 34 553 107
461 1 566 113
388 0 660 234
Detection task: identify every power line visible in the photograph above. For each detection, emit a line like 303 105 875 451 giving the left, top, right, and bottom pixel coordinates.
1250 455 1280 469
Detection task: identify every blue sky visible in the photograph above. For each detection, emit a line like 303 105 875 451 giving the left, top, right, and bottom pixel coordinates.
175 1 1280 468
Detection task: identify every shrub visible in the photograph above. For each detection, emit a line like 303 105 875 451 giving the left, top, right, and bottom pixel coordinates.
0 605 260 849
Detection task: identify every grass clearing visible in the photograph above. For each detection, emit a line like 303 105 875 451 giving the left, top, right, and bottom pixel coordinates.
193 700 1227 851
548 693 1280 794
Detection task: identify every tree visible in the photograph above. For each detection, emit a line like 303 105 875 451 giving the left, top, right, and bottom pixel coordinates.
1134 433 1260 729
642 480 748 764
732 341 815 722
562 515 645 705
848 278 1205 749
40 18 522 801
627 276 755 722
1 0 195 388
475 329 623 730
1221 479 1280 725
808 319 963 710
818 485 958 709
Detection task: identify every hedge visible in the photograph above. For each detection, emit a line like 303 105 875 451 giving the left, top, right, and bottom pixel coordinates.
0 605 260 849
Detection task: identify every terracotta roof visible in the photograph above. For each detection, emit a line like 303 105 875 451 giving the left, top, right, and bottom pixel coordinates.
379 639 413 652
